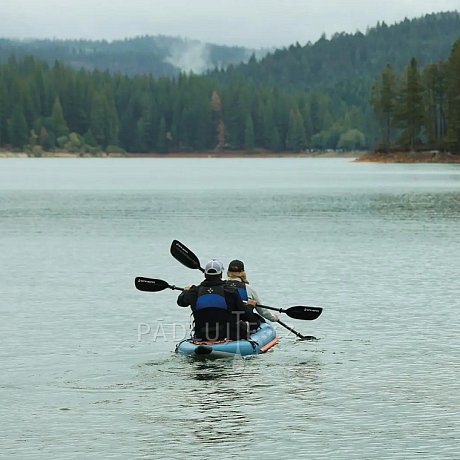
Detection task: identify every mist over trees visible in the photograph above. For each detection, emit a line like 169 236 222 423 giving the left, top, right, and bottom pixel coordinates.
0 11 459 154
0 36 262 76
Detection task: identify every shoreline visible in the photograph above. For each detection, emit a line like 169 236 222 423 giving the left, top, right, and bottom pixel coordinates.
0 150 359 159
2 149 459 163
355 151 460 164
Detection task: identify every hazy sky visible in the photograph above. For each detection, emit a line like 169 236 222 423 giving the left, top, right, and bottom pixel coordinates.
2 0 459 48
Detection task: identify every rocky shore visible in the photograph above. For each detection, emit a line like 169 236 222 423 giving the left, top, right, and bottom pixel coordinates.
355 151 460 163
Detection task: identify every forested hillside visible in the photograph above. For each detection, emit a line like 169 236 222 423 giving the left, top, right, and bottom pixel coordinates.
0 36 261 76
214 12 460 90
0 12 459 154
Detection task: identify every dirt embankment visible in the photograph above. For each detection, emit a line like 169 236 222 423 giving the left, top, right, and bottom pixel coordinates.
355 151 460 164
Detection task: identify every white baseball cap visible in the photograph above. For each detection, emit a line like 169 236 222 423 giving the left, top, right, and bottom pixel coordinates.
204 259 224 275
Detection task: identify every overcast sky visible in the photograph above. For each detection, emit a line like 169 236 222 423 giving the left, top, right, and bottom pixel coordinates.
2 0 459 48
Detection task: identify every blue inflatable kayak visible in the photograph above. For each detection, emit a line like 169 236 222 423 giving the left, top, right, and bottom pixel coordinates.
175 322 278 358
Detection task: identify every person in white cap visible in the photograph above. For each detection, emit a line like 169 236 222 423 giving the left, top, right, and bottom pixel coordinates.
177 259 252 341
226 259 280 323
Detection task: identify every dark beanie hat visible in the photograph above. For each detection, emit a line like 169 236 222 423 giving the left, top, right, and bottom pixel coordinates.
228 259 244 272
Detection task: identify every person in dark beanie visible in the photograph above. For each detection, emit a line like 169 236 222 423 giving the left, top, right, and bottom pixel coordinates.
226 259 279 324
177 259 252 341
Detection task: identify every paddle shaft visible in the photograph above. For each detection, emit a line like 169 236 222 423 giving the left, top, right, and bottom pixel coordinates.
169 285 184 291
277 319 317 341
258 304 321 313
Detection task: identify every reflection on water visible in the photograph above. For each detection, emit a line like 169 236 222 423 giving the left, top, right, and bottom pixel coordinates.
131 352 325 457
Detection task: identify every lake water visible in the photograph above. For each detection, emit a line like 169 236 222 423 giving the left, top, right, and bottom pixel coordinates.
1 157 459 459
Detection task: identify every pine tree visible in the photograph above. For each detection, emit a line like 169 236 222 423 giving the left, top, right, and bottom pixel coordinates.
8 106 28 148
0 82 7 144
395 58 424 149
423 62 447 148
244 114 255 150
157 117 168 153
269 127 281 151
89 92 106 147
89 91 119 148
51 96 69 138
286 109 306 151
446 39 460 152
138 96 157 152
370 64 398 149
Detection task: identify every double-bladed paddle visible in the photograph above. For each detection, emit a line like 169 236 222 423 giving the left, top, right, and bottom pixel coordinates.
135 276 321 325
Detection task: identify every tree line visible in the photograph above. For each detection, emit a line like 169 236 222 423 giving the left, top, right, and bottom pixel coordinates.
0 56 368 154
371 37 460 153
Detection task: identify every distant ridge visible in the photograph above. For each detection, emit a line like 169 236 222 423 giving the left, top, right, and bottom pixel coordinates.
0 35 266 76
212 11 460 90
1 12 458 82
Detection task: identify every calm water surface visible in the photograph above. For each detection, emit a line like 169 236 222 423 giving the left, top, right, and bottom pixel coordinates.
1 158 459 459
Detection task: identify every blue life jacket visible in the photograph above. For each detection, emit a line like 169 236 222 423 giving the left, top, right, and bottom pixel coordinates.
226 280 248 301
194 284 230 311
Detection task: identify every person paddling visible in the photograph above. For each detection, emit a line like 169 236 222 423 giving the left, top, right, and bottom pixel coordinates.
177 259 252 341
226 259 280 324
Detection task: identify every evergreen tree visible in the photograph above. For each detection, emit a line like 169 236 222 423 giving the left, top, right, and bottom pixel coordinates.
119 96 141 151
370 64 398 149
157 117 168 153
395 57 424 149
0 82 7 144
261 98 275 149
89 92 106 147
137 96 157 152
8 106 28 148
423 62 447 148
89 91 119 148
51 96 69 138
446 38 460 152
269 127 281 151
286 109 306 151
244 114 255 149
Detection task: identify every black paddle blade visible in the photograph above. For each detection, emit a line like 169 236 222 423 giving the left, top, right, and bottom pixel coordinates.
135 277 170 292
170 240 203 271
285 306 323 321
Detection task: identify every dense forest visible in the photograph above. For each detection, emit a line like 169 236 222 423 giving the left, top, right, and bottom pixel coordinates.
371 40 460 152
0 12 459 154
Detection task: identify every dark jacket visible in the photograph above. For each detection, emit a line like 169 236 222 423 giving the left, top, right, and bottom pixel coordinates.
177 277 255 340
225 279 264 330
